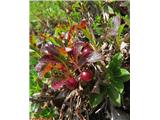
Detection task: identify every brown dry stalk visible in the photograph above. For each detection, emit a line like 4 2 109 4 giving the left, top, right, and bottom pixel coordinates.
75 96 86 120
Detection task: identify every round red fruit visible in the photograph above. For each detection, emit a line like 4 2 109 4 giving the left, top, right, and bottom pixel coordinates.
65 77 78 90
80 70 93 82
81 45 93 57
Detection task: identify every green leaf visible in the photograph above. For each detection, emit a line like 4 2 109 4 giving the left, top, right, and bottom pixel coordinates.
115 68 130 82
116 24 125 49
99 83 108 95
95 15 101 22
30 52 40 66
108 6 114 14
107 85 121 107
82 28 96 46
71 11 81 22
30 56 38 66
30 66 41 96
120 68 130 77
89 93 103 108
108 52 123 74
110 52 123 67
41 107 54 118
107 53 130 82
48 37 61 47
106 52 129 107
44 72 51 78
123 15 130 26
111 80 124 93
30 103 40 113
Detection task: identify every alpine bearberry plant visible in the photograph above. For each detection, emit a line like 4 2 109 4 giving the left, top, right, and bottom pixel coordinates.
30 1 130 120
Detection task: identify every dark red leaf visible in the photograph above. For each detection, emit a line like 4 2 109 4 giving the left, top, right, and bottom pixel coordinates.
51 80 65 91
41 43 59 56
35 55 55 72
72 41 86 57
35 55 57 79
65 77 78 90
39 62 53 79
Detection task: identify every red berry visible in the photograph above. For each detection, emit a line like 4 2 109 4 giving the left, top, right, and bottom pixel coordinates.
80 70 93 82
81 45 93 57
65 77 78 90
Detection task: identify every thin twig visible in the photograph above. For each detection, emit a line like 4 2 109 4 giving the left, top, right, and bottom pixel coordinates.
75 96 86 120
